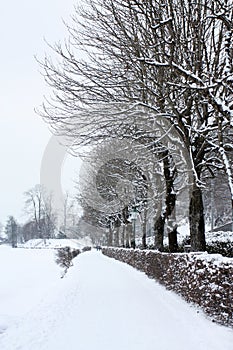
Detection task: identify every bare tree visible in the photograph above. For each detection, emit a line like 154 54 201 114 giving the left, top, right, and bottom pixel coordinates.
78 132 185 250
24 185 44 239
24 185 57 241
39 0 233 250
59 191 81 238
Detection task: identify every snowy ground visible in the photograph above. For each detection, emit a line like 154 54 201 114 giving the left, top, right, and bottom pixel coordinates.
0 247 232 350
18 237 93 249
0 246 61 334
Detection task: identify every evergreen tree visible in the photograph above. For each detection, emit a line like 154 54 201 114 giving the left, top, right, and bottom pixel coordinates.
5 216 18 248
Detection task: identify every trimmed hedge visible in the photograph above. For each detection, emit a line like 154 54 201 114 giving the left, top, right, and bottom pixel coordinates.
102 248 233 327
206 241 233 257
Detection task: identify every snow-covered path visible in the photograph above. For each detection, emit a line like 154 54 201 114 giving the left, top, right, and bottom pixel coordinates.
0 250 233 350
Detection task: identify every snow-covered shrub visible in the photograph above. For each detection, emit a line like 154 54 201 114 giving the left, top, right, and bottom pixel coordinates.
82 246 92 252
56 247 80 277
206 241 233 257
177 232 233 257
204 231 233 257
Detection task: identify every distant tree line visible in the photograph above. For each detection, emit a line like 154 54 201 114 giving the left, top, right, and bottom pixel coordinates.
3 185 81 246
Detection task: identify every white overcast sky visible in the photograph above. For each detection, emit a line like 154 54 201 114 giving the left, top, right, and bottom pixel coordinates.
0 1 82 225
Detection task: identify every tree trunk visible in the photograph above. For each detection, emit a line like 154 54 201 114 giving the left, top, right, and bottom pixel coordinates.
130 220 136 249
154 215 165 251
107 224 113 246
121 225 125 247
168 227 178 252
167 206 178 252
142 208 147 249
125 223 132 248
189 183 206 251
142 222 147 249
153 150 177 252
115 226 120 247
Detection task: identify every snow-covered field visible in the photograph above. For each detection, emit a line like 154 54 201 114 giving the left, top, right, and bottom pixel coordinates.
0 246 232 350
0 246 61 334
18 237 93 249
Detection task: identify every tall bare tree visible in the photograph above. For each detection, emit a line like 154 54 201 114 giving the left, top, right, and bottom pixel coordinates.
39 0 233 250
24 185 57 240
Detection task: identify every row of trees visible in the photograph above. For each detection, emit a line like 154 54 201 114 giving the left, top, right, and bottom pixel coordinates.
3 185 81 246
39 0 233 251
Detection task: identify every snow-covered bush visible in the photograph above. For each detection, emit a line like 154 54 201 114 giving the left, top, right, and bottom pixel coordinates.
175 232 233 257
56 247 80 277
206 241 233 257
82 246 92 252
205 231 233 257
